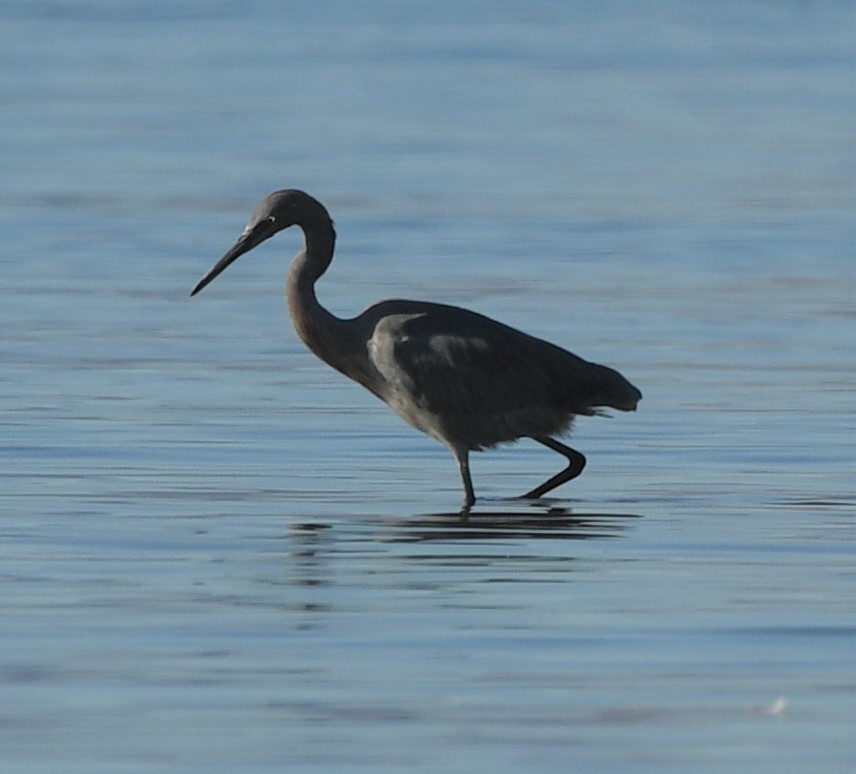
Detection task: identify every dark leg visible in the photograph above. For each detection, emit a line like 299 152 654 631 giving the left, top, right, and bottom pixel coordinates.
453 448 476 512
521 436 586 500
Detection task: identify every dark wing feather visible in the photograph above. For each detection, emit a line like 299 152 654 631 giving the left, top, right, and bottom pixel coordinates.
368 301 626 418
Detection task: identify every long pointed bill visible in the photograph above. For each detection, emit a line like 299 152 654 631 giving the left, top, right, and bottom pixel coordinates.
190 221 274 296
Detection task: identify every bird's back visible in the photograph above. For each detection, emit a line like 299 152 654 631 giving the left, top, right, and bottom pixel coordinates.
359 299 641 451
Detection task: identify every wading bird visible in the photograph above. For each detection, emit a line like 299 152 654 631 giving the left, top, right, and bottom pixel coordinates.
191 190 641 510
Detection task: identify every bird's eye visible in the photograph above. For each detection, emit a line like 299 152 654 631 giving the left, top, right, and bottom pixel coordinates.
267 216 276 224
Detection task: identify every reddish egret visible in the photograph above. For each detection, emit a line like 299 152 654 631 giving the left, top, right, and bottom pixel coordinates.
191 190 641 509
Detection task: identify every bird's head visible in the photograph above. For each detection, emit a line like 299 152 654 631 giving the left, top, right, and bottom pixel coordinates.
190 189 329 296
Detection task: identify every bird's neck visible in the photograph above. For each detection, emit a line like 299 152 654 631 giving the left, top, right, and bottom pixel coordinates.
286 216 338 343
286 219 375 389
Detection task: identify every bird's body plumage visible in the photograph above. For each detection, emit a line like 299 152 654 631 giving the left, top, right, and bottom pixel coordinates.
357 299 636 447
192 189 641 509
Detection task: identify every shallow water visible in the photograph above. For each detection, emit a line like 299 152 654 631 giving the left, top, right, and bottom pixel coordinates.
1 1 854 771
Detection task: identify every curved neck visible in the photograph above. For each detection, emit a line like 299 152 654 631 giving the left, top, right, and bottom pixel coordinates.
285 218 380 396
288 214 336 289
286 216 339 354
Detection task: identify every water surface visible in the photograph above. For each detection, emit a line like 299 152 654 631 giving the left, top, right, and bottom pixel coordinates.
1 2 853 771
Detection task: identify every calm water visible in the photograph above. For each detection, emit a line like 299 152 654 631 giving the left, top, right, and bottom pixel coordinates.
1 1 854 771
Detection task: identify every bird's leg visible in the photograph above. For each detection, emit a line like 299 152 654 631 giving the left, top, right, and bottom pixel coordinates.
453 447 476 513
521 436 586 500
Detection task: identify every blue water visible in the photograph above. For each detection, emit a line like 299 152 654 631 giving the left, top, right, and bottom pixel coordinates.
1 1 854 771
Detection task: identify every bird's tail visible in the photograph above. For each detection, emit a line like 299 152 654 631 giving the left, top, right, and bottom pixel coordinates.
581 363 642 413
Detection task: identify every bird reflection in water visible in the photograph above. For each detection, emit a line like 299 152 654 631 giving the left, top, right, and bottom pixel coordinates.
374 504 641 542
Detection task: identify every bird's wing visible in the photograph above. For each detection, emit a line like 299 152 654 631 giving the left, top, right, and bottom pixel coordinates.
367 303 593 418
